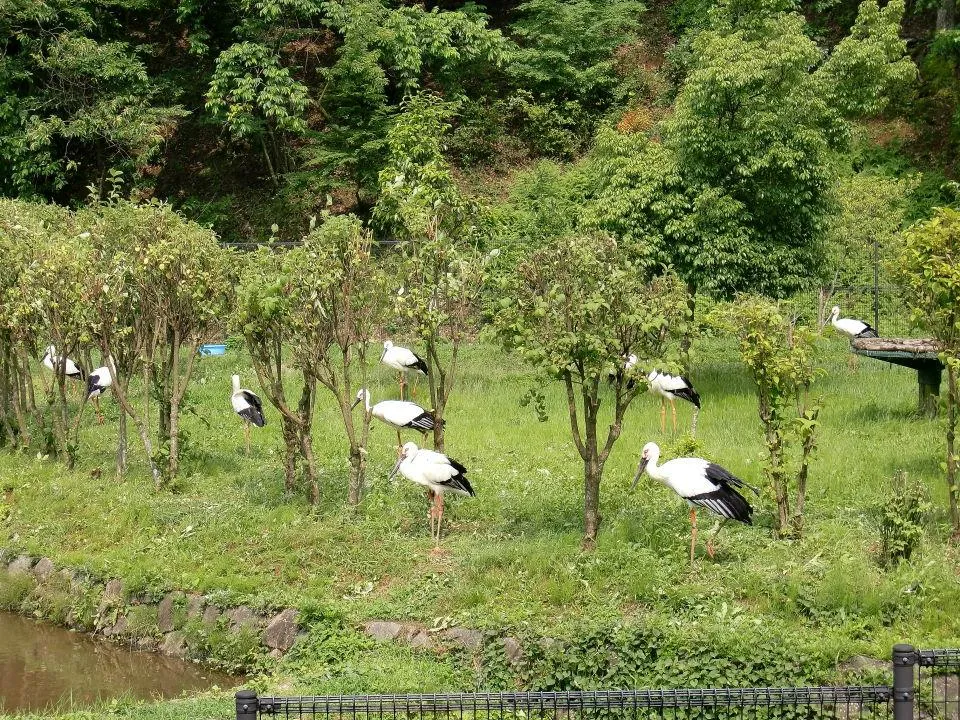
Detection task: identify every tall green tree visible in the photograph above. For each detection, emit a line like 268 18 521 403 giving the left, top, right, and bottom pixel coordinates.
496 233 689 546
585 0 915 307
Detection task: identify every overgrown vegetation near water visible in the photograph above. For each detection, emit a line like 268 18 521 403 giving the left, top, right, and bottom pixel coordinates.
1 339 958 718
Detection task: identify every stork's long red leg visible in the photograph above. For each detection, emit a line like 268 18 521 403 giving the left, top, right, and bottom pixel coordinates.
95 397 104 425
671 399 678 433
660 400 666 434
434 493 444 545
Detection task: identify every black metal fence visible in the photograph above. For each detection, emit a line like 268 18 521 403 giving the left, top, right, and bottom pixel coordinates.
235 644 959 720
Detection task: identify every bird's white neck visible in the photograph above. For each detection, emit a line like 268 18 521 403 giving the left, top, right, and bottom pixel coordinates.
830 308 840 326
361 390 371 412
644 450 666 481
231 375 241 394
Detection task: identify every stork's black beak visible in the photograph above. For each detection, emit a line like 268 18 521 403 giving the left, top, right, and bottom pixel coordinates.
351 397 361 410
631 458 649 491
388 456 403 480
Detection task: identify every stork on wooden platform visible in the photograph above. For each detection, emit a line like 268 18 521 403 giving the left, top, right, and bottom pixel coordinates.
380 341 428 400
829 305 878 372
231 374 266 455
632 441 758 563
647 370 701 435
389 441 474 545
352 388 437 451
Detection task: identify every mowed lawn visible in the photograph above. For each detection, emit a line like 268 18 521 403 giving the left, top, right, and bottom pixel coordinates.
2 336 959 661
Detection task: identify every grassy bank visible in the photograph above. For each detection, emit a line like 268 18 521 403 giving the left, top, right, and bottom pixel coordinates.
1 337 959 718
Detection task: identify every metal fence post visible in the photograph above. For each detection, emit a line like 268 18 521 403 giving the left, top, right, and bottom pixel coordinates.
892 644 916 720
236 689 258 720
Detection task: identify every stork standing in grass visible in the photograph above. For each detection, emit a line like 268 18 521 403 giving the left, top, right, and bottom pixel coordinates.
86 362 113 424
647 370 701 434
389 441 474 544
381 340 428 400
42 345 85 399
631 441 758 563
231 375 265 454
352 388 437 450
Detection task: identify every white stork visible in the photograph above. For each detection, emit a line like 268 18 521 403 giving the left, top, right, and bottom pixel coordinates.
41 345 85 399
389 441 474 544
231 375 266 455
631 441 758 562
647 370 701 433
381 340 428 400
829 305 878 340
42 345 85 381
351 388 437 450
86 363 113 424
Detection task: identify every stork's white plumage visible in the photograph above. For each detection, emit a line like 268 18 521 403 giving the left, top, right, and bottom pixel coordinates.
647 370 701 433
389 441 474 544
352 389 436 449
829 305 878 339
231 374 265 455
41 345 85 381
381 340 428 400
632 441 758 562
381 340 428 375
86 364 113 424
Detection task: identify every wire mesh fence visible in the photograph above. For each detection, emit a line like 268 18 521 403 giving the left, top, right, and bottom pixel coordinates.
236 645 960 720
918 650 960 720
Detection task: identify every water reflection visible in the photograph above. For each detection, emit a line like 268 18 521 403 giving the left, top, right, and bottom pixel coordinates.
0 611 239 713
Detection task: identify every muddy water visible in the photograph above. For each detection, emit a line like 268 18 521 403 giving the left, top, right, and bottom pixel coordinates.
0 611 239 713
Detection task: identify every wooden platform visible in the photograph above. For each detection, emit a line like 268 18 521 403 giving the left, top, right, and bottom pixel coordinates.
851 337 943 417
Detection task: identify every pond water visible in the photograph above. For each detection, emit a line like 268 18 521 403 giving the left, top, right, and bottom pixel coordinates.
0 611 239 714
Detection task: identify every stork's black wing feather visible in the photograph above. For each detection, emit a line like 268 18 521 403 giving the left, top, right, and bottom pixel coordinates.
704 463 759 495
669 377 701 408
406 411 436 431
688 487 753 524
240 391 266 427
855 324 879 338
87 372 103 397
409 353 429 375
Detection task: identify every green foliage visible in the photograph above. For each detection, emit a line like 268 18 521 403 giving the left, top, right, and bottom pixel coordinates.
657 0 914 298
374 92 463 238
824 171 917 289
506 0 646 157
496 233 690 542
715 296 823 537
877 471 931 567
206 42 309 179
0 572 36 612
895 207 960 535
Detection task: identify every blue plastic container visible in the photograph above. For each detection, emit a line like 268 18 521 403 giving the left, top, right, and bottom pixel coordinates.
199 344 227 356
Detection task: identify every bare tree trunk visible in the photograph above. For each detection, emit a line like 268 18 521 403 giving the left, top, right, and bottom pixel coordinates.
792 406 819 538
107 357 160 486
582 389 602 549
348 448 365 506
938 0 955 32
299 427 319 504
948 364 959 537
281 418 299 493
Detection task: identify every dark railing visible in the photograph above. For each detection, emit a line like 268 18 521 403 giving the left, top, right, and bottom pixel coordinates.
236 644 959 720
917 648 960 720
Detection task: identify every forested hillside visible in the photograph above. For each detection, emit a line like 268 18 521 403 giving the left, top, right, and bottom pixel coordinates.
2 0 958 247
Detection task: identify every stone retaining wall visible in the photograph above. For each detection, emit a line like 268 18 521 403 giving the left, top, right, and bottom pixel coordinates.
0 551 301 666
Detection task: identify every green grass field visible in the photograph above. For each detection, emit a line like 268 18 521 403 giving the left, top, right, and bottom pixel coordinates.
2 336 959 718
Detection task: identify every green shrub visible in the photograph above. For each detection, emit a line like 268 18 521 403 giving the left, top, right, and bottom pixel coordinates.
877 471 931 567
0 572 36 611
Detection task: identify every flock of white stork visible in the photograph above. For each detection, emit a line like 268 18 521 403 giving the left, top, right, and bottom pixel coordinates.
40 304 876 560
